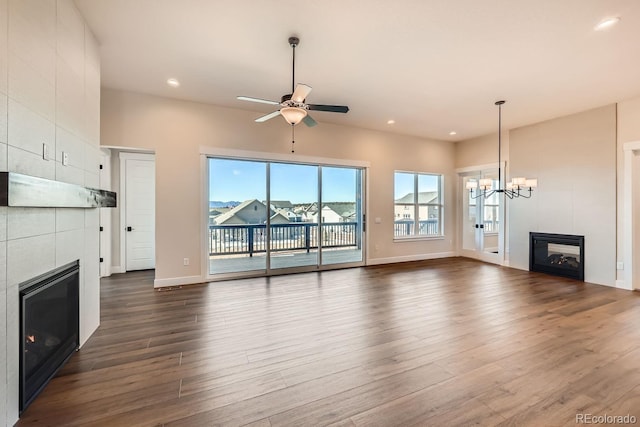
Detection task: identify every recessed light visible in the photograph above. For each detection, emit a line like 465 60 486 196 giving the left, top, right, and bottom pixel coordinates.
449 131 457 136
167 78 180 87
387 119 395 125
594 17 620 31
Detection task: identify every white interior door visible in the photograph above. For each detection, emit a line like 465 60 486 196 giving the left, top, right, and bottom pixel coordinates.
122 153 156 271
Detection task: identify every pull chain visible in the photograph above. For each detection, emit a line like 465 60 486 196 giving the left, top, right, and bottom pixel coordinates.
291 124 295 153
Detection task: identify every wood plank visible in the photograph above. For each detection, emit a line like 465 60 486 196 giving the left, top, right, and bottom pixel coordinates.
15 257 640 426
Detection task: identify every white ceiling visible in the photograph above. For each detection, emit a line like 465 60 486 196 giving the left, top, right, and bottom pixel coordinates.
75 0 640 141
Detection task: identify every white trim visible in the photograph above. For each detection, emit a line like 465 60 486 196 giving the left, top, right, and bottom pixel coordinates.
154 275 205 288
364 166 370 264
119 152 156 161
102 145 155 154
119 151 156 272
367 251 456 265
200 155 209 281
393 236 445 242
99 149 112 278
200 146 370 168
111 265 125 274
455 162 499 174
622 140 640 290
616 279 633 291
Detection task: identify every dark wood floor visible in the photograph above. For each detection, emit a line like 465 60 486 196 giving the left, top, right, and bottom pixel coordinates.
17 257 640 426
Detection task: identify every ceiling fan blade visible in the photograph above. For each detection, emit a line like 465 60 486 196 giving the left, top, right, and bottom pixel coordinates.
255 110 282 122
307 104 349 113
237 96 280 106
291 84 312 103
302 114 317 127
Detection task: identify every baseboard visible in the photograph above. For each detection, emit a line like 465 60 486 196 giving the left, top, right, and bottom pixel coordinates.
367 251 456 266
154 275 206 288
111 265 125 274
616 279 633 290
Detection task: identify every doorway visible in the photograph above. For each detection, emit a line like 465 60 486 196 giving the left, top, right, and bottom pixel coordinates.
459 167 504 265
207 157 365 277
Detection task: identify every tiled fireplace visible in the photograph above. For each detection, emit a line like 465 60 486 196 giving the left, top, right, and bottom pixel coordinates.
0 0 107 424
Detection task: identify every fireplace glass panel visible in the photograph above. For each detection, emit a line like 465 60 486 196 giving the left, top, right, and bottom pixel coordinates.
544 243 581 269
20 261 79 412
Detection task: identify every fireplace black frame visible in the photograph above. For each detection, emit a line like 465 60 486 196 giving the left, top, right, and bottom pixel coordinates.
19 260 80 413
529 232 584 281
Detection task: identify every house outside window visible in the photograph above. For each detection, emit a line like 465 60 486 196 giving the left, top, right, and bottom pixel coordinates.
394 172 444 238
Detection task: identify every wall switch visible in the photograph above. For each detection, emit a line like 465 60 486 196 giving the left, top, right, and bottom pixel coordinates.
62 152 69 166
374 217 382 224
617 261 624 270
374 244 380 252
42 143 48 160
183 258 190 266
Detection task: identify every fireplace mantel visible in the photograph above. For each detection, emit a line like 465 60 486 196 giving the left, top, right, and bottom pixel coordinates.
0 172 116 208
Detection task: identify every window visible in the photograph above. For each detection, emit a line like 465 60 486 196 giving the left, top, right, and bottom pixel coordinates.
394 172 443 238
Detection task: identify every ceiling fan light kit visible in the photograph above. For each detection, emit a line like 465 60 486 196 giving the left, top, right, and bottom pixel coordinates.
237 36 350 128
280 106 308 125
468 100 537 200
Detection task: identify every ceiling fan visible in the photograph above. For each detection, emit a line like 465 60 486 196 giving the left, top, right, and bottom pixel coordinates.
237 36 349 127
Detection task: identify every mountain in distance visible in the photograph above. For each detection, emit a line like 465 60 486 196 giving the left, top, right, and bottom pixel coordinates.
210 201 241 208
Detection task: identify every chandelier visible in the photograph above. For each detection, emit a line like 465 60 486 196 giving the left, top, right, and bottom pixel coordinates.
466 100 537 199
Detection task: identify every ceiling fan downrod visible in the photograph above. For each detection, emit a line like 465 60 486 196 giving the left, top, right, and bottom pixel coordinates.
289 36 299 94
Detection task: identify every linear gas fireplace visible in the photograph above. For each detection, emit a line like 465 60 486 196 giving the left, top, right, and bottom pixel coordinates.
530 233 584 281
19 261 80 413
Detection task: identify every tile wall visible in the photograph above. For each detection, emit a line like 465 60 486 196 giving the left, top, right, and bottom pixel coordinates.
0 1 101 424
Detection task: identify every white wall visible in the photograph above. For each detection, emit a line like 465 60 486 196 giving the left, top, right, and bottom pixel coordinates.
456 105 618 285
617 96 640 288
0 1 101 424
100 89 458 284
508 104 616 286
455 133 501 169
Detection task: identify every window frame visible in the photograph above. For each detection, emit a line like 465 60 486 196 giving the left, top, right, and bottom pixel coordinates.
394 171 444 240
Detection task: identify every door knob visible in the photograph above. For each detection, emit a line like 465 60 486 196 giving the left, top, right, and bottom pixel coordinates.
127 226 134 232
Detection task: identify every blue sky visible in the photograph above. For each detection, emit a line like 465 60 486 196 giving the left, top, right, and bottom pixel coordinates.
209 158 359 203
394 172 439 200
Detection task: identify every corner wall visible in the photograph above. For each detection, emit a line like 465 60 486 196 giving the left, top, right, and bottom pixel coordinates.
100 89 457 284
0 1 101 424
617 96 640 289
455 104 617 287
508 104 616 286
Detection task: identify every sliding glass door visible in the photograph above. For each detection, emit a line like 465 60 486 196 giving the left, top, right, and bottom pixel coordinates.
208 159 267 275
207 158 365 277
269 163 319 270
321 167 363 265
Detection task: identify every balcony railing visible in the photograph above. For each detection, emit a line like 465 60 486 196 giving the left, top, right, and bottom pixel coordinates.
393 219 440 237
209 222 359 256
